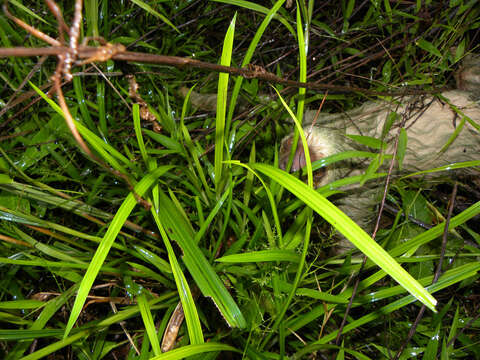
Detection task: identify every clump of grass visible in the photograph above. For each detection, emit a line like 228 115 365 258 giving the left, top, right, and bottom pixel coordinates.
0 1 479 359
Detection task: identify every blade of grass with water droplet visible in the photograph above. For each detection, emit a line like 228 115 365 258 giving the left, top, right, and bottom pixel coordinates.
251 163 438 312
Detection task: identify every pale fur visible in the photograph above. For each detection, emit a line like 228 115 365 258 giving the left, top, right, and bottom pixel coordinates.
281 89 480 251
180 56 480 251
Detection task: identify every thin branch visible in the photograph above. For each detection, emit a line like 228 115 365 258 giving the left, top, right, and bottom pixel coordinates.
63 0 83 79
0 55 48 117
45 0 69 42
2 4 61 46
383 203 432 230
0 46 448 96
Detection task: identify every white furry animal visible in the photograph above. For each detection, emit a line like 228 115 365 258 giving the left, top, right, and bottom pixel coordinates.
279 91 479 181
279 57 480 249
181 55 480 250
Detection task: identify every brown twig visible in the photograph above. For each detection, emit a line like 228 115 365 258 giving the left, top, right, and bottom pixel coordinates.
0 130 33 141
383 203 432 230
63 0 82 79
45 0 69 37
0 47 449 97
110 302 140 356
0 55 48 117
2 3 61 47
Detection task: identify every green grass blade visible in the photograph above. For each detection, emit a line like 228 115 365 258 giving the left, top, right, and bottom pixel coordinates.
20 330 91 360
194 181 232 244
0 329 64 340
307 150 382 173
259 10 311 344
439 116 465 153
64 166 173 338
133 245 172 274
96 80 107 134
397 128 407 170
13 227 86 264
423 322 441 359
155 189 246 328
215 13 236 191
295 5 307 125
251 163 438 312
213 0 295 36
150 342 241 360
8 0 49 25
73 76 95 131
346 134 386 149
75 121 134 171
226 0 286 131
180 85 212 199
151 208 204 346
216 249 300 263
0 300 45 310
273 87 313 187
133 103 149 166
138 292 161 356
226 161 282 246
401 160 480 179
29 82 134 173
85 0 99 38
416 38 442 58
130 0 179 33
387 201 480 259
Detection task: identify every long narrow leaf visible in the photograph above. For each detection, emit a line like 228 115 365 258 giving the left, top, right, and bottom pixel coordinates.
130 0 179 33
216 249 300 263
21 330 91 360
251 163 438 312
150 342 241 360
138 292 161 356
151 208 204 346
213 0 295 36
155 189 246 328
64 166 173 337
226 0 286 131
215 14 236 190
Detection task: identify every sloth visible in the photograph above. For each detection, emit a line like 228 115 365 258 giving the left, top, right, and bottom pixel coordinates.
279 72 480 182
278 56 480 251
181 54 480 250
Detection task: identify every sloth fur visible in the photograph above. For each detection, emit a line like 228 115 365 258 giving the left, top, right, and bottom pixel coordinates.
181 55 480 251
279 57 480 250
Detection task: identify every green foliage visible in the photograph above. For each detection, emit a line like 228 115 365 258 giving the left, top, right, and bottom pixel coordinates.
0 1 479 359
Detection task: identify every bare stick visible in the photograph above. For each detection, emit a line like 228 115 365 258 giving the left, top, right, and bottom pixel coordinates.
1 55 47 116
0 47 447 97
45 0 69 42
63 0 83 79
2 4 61 46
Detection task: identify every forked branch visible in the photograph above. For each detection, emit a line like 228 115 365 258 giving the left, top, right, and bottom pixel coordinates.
2 0 150 209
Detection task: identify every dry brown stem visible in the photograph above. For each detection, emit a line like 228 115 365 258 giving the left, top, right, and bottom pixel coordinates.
0 46 447 97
